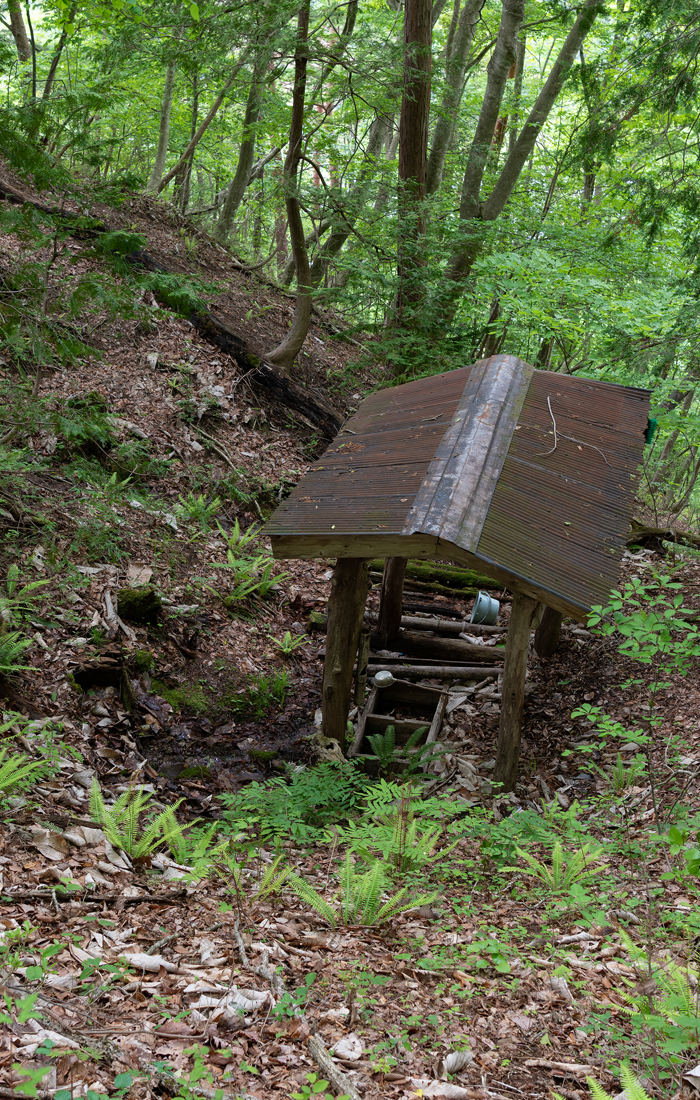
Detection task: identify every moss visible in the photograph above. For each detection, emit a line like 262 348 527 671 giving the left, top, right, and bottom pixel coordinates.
179 765 212 779
151 678 210 716
131 649 155 672
117 586 162 624
66 673 83 694
248 749 277 765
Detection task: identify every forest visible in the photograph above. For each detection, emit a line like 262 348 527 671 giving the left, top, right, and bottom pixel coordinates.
1 0 700 1098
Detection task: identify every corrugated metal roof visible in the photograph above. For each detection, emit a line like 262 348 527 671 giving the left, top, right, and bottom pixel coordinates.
265 357 650 615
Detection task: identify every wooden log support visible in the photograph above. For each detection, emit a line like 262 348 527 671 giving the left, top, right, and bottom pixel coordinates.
366 663 498 681
397 629 504 663
354 627 370 706
377 557 407 646
493 592 539 793
534 605 563 659
322 558 370 745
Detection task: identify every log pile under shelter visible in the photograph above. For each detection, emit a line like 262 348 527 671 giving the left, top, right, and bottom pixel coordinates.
264 354 651 789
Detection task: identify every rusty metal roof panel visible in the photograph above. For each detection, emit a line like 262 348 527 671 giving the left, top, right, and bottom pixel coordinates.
264 357 650 613
475 369 649 610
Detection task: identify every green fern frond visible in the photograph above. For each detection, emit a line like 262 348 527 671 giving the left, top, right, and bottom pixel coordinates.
0 747 44 794
286 871 337 928
552 841 563 885
376 889 437 923
339 851 355 924
585 1067 652 1100
0 630 34 673
356 860 387 925
255 855 288 899
404 725 429 751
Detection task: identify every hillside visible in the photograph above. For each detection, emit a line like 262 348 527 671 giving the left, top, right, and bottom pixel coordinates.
1 179 700 1100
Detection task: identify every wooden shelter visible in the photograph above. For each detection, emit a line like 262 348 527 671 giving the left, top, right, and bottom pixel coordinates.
264 355 651 789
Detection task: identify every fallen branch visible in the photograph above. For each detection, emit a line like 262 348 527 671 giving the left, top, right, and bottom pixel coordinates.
125 249 343 439
308 1033 362 1100
627 519 700 553
0 180 343 440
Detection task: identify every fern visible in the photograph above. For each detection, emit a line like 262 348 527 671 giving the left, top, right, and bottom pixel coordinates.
287 871 339 928
507 841 607 891
0 630 34 674
555 1065 652 1100
0 746 46 796
287 852 438 928
89 779 187 859
255 854 289 900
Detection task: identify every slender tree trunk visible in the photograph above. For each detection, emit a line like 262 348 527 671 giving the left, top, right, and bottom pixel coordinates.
441 0 601 313
452 0 524 243
24 3 37 100
508 35 525 152
308 113 391 286
426 0 484 196
145 63 176 194
7 0 31 62
215 54 265 243
265 0 311 374
175 70 199 214
42 7 76 101
396 0 432 326
156 51 250 195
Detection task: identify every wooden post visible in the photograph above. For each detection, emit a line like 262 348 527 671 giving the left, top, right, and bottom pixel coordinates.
322 558 370 745
354 627 370 707
493 592 539 793
377 557 408 647
534 605 563 659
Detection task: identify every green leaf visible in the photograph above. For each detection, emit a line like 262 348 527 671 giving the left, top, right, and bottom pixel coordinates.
190 3 200 19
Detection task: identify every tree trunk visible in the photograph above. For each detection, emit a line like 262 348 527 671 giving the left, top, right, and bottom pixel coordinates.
174 71 199 215
265 0 312 375
396 0 432 325
442 0 601 308
322 558 370 745
447 0 524 277
42 7 76 101
377 557 408 647
308 113 391 286
215 54 265 243
156 52 249 195
146 63 176 194
508 34 525 152
534 605 563 659
493 592 538 792
7 0 31 62
426 0 485 196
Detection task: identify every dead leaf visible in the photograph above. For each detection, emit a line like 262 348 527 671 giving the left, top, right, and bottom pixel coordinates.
29 827 70 861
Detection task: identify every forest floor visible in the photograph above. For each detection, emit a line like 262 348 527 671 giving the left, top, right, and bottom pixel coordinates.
1 178 700 1100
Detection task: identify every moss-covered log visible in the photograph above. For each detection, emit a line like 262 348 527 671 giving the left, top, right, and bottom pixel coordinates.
369 558 500 592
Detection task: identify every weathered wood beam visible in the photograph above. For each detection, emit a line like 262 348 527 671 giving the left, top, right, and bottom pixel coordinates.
377 557 407 646
493 592 539 792
322 558 370 745
534 605 563 659
354 626 370 706
366 663 498 681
